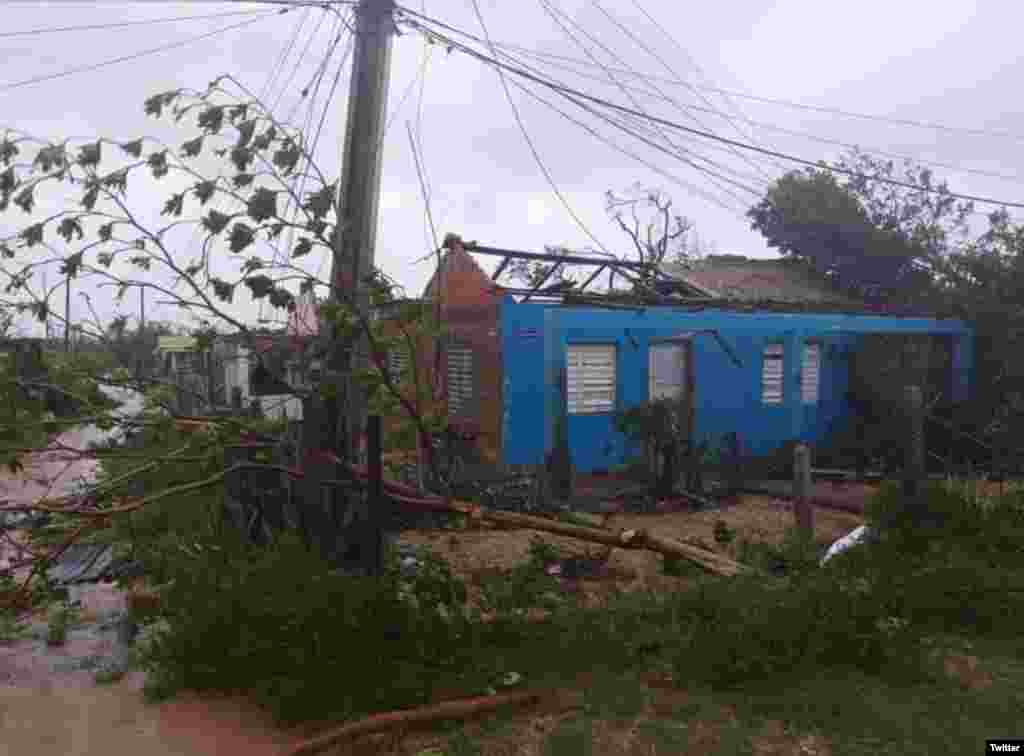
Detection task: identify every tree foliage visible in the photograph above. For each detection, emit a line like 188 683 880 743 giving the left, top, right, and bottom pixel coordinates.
748 150 974 304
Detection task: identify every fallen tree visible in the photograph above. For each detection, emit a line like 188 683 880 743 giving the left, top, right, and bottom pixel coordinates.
285 690 545 756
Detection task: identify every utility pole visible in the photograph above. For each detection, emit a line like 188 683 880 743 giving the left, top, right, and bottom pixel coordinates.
139 285 145 332
64 269 71 354
328 0 396 464
301 0 396 572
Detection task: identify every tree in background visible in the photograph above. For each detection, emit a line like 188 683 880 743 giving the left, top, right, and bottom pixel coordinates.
748 149 973 305
501 184 709 294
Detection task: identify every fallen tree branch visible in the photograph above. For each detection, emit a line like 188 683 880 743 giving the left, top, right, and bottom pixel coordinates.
284 690 543 756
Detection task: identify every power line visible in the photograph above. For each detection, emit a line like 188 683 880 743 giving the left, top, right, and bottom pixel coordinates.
588 0 778 183
459 32 1024 187
258 6 312 107
0 7 273 38
534 0 766 211
397 6 1024 146
403 18 1024 211
625 0 774 161
467 0 615 258
0 10 288 94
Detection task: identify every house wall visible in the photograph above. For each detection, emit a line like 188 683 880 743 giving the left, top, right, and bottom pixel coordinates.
422 241 504 463
501 298 972 472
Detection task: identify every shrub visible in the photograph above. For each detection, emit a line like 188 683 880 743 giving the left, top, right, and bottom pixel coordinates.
137 531 485 724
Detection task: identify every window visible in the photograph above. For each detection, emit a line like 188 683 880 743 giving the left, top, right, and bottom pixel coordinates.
801 342 821 404
446 345 473 418
762 343 784 405
567 344 616 414
388 349 409 382
649 343 687 401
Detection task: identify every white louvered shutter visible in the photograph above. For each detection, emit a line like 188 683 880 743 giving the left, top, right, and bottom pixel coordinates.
649 343 686 401
388 349 408 382
447 345 473 418
762 344 784 405
801 342 821 404
567 344 616 414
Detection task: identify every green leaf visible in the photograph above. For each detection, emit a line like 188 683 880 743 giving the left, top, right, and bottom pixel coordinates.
251 125 277 152
0 138 19 165
246 187 277 222
20 223 43 247
0 243 12 259
101 169 128 193
201 210 231 235
211 278 235 303
228 222 256 253
194 180 217 205
143 91 178 118
162 193 185 218
236 119 257 149
268 287 294 310
59 252 84 277
120 139 144 158
303 183 335 220
232 173 254 188
272 139 301 176
306 219 327 238
292 237 313 258
34 144 65 172
13 186 34 213
229 104 248 124
97 252 113 267
147 150 169 179
98 222 114 242
0 166 16 196
129 256 151 270
180 136 204 158
57 217 84 243
197 106 225 134
81 185 99 211
230 146 254 172
243 274 274 299
77 140 102 167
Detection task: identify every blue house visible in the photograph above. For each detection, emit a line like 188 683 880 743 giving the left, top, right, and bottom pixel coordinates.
499 257 972 473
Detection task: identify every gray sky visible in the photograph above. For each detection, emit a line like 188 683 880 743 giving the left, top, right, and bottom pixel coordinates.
2 0 1023 338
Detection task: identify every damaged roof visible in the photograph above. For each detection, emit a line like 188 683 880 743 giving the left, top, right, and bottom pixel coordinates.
662 255 859 305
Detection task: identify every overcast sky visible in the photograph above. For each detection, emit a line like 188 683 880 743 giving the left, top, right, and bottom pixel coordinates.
2 0 1023 338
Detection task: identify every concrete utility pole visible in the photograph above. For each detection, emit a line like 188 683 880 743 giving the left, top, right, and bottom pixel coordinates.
328 0 396 463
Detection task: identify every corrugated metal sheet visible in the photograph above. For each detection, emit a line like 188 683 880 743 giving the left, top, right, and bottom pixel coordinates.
801 342 821 404
649 343 686 401
762 343 784 405
567 344 615 414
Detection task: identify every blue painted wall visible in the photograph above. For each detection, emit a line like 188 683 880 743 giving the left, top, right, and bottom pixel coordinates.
500 298 972 472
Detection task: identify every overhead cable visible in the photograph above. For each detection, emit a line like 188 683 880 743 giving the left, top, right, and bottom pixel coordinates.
0 11 288 93
401 18 1024 210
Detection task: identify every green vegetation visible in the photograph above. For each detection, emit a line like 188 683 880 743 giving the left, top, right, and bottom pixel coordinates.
123 479 1024 753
